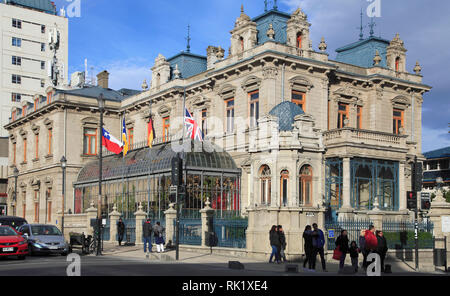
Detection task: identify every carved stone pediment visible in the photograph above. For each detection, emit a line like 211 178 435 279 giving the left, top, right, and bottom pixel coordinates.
217 84 236 99
333 86 362 99
391 95 410 107
44 118 53 129
10 134 17 144
31 124 40 135
241 76 262 93
289 76 313 92
19 129 27 138
158 105 171 117
192 96 211 107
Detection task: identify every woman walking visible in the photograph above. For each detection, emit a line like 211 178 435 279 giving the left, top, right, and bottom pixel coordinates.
303 225 314 271
278 225 287 262
335 229 349 273
153 222 165 253
269 225 281 263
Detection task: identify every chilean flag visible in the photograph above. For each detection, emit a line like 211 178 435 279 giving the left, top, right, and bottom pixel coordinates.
102 128 123 155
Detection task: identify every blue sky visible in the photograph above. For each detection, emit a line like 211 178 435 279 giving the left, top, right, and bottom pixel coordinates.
53 0 450 153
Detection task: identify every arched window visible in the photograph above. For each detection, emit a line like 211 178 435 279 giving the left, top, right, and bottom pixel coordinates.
156 73 161 87
299 165 312 206
280 170 289 206
296 32 302 49
239 36 244 52
260 165 271 205
395 57 400 72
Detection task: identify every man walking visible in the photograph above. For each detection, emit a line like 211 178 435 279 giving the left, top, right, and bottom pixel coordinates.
312 223 327 272
117 218 125 246
143 218 153 257
278 225 287 262
376 230 388 272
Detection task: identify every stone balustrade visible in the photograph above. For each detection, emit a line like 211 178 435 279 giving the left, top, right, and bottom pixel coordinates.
324 128 407 149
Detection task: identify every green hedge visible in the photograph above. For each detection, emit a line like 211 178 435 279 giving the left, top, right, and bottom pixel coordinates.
383 231 433 249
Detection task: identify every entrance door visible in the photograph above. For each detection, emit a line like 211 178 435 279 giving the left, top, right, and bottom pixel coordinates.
0 205 7 216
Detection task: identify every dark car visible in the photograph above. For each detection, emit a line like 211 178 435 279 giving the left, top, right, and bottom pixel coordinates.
0 216 28 231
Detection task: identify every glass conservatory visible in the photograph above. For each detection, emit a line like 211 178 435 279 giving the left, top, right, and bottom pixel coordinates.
73 141 242 219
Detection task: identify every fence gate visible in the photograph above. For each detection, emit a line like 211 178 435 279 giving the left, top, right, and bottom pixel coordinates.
123 218 136 244
324 218 373 250
102 219 110 242
174 218 202 246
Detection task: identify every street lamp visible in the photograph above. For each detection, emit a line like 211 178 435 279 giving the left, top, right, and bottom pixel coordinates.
436 177 444 191
13 167 19 216
96 93 105 256
60 156 67 236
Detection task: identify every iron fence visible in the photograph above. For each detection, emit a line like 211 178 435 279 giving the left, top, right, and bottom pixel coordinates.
102 219 110 241
324 217 373 250
123 218 136 244
381 219 434 249
174 218 202 246
214 218 248 249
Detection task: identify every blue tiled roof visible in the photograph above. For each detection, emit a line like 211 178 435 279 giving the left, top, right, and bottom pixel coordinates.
424 146 450 160
253 9 290 45
5 0 56 14
56 86 126 102
335 37 390 68
423 170 450 182
269 101 305 131
167 52 207 80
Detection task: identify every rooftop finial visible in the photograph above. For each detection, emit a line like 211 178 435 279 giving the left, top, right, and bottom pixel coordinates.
186 24 191 53
264 0 268 12
273 0 278 11
358 8 364 40
368 17 376 37
241 4 244 13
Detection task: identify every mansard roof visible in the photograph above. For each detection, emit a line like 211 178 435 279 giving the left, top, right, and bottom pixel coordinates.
335 36 390 68
167 51 207 80
252 9 291 46
56 85 129 102
424 146 450 160
269 101 305 131
6 0 57 14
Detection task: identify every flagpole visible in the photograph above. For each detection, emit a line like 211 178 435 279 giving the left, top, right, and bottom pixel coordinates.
147 100 152 219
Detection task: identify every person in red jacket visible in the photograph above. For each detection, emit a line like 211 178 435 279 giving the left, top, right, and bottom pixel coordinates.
363 225 378 269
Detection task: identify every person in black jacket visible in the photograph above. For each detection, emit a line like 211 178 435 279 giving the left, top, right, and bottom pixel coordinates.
117 218 125 246
303 225 314 271
335 229 349 273
143 218 153 255
376 230 388 272
278 225 287 262
269 225 281 264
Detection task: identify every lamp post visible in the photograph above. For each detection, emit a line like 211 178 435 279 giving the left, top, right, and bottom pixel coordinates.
13 167 19 216
97 93 105 256
60 156 67 236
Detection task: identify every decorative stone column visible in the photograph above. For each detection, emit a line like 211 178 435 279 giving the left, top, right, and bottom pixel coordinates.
200 198 215 247
164 203 177 245
85 202 97 236
109 204 121 244
338 157 353 218
428 189 450 249
368 197 383 230
398 162 407 212
134 203 147 245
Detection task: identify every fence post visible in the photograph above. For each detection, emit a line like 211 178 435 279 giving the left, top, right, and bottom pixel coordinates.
164 203 177 245
368 208 383 231
109 204 121 244
85 201 97 236
200 198 215 247
134 203 147 246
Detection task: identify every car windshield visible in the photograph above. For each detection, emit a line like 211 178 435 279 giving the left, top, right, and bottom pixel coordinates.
0 226 18 236
31 225 62 236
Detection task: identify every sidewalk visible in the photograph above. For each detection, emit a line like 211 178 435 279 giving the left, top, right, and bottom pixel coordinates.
97 242 446 276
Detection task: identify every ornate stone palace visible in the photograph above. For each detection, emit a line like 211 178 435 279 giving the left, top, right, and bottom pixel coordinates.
4 4 432 257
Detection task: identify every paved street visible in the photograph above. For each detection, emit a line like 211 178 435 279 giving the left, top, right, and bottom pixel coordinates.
0 244 447 276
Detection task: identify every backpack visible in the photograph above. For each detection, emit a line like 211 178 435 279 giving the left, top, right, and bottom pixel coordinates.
365 230 377 250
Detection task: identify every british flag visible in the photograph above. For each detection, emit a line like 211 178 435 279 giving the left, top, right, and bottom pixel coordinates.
185 108 204 142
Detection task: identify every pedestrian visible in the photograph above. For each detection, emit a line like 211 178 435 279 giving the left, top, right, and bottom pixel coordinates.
364 225 378 268
278 225 287 262
117 218 125 246
376 230 388 272
153 222 165 253
349 241 359 273
303 225 314 271
143 218 153 256
269 225 281 263
359 229 367 269
335 229 349 273
312 223 327 272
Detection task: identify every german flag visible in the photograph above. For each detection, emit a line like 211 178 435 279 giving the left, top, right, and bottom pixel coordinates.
148 116 155 148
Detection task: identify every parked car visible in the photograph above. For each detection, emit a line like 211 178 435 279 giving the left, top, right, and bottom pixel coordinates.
0 225 28 259
19 224 69 256
0 216 28 231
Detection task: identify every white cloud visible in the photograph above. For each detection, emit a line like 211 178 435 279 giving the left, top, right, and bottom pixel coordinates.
422 126 450 153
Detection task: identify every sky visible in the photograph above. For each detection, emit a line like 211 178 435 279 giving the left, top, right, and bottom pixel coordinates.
53 0 450 153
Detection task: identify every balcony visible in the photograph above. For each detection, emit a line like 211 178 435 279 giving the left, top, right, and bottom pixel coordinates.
324 128 408 153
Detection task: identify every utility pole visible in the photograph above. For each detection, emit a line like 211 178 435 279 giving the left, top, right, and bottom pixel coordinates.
413 155 419 271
